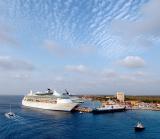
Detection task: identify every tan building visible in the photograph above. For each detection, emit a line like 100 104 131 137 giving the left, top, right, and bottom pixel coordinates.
116 92 125 102
130 100 139 106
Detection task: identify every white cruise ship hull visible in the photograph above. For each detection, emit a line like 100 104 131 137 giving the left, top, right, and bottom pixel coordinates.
22 100 78 111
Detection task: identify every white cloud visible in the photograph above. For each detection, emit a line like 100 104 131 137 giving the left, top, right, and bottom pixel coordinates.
13 73 30 79
111 0 160 47
65 65 88 73
101 69 118 78
43 40 97 58
119 56 145 68
132 71 146 77
0 56 34 71
0 62 158 95
0 25 19 47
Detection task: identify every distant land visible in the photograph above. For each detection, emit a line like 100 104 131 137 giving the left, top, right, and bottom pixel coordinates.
78 95 160 103
1 93 160 103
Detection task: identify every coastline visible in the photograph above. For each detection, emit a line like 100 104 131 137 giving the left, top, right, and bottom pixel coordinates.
126 107 160 111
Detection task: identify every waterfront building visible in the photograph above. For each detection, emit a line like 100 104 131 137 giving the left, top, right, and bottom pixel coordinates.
116 92 125 103
126 100 139 106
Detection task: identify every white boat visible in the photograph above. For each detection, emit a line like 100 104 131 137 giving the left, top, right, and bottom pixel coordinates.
22 89 80 111
92 104 126 114
135 122 145 131
5 105 16 119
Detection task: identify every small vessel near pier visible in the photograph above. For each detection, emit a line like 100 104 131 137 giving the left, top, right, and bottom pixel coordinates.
92 104 126 114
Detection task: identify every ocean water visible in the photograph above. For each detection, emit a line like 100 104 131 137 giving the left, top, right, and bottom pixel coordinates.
0 96 160 139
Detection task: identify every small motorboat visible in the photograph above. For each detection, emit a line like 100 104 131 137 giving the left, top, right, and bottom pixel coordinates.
5 104 16 119
134 122 145 131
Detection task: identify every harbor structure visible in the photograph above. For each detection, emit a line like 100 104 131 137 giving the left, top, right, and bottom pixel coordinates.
116 92 125 103
92 104 126 114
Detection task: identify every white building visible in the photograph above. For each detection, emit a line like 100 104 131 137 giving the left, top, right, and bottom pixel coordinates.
116 92 125 102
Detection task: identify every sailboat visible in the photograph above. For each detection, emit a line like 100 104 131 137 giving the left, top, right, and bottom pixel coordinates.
5 104 15 119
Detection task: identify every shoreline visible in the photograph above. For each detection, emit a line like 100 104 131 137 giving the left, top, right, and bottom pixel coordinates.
126 107 160 111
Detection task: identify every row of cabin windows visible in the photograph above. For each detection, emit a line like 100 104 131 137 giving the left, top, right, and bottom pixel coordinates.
24 98 57 103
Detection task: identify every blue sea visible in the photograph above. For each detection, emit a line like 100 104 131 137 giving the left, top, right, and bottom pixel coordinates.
0 95 160 139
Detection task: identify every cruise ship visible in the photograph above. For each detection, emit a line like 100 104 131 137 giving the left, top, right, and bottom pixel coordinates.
22 89 80 111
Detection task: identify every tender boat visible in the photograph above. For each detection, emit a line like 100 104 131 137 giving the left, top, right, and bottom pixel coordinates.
92 104 126 114
134 122 145 131
5 105 16 119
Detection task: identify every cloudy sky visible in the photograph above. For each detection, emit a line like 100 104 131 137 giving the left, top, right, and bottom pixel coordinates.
0 0 160 95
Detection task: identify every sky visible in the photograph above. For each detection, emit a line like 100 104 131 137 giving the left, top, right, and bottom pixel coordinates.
0 0 160 95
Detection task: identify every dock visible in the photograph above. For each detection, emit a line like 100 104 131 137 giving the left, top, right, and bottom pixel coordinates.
73 107 93 113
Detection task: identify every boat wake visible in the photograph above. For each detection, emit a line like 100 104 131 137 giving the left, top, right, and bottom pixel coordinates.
13 115 25 121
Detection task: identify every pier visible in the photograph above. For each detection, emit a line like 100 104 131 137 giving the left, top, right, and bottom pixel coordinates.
73 107 93 113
